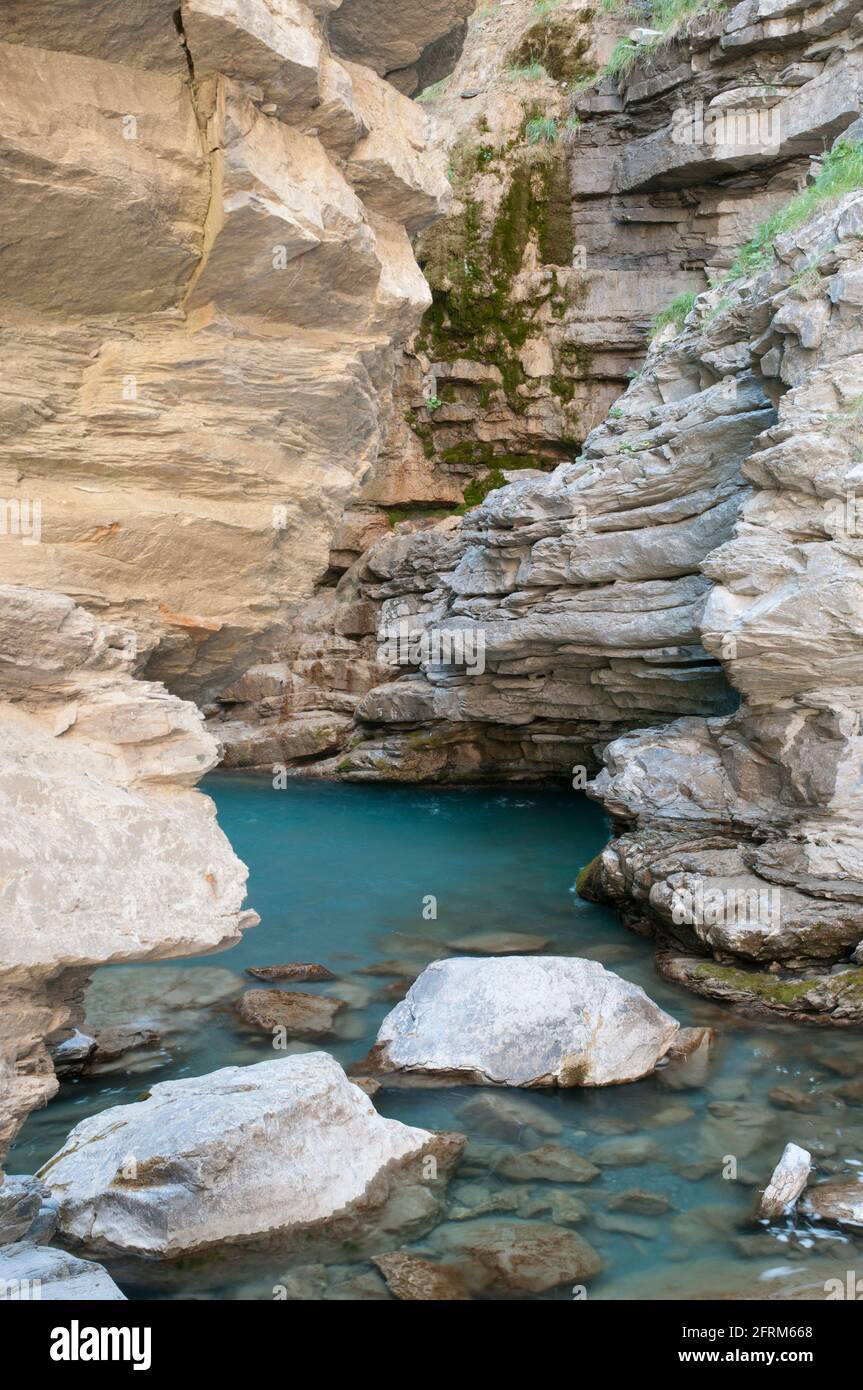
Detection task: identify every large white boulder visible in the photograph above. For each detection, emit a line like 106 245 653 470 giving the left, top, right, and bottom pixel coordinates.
371 956 680 1087
40 1054 453 1258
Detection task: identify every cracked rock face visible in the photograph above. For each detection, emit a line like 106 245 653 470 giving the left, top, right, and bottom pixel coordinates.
0 0 450 703
370 956 681 1087
0 586 256 1165
41 1052 457 1260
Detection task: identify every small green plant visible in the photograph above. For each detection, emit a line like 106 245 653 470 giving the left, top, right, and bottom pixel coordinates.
508 61 547 81
569 72 598 96
649 289 698 339
608 406 624 419
618 441 637 456
525 115 559 145
727 138 863 280
827 392 863 433
564 114 582 133
533 0 560 13
606 39 639 76
426 395 443 412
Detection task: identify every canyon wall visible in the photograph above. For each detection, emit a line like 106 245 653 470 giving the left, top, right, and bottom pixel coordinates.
216 0 862 787
0 0 465 1162
210 0 863 1019
0 0 454 704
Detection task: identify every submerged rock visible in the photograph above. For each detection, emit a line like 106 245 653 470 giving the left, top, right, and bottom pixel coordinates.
497 1145 600 1185
444 931 550 955
457 1092 563 1140
801 1174 863 1230
370 956 680 1088
430 1219 602 1296
0 1244 125 1300
373 1251 470 1301
236 988 346 1038
39 1054 460 1260
757 1143 812 1220
246 963 336 982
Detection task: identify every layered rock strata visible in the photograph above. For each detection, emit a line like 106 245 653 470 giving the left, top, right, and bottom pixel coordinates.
0 0 452 703
0 585 256 1165
586 178 863 1021
215 0 863 782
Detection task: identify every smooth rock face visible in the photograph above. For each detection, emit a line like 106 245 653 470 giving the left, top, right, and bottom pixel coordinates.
0 1243 126 1301
372 956 680 1087
0 587 255 1164
0 1 450 703
41 1054 447 1259
757 1143 811 1220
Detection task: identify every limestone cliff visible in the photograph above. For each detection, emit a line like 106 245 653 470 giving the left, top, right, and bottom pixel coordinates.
0 0 467 1164
216 0 863 786
0 0 454 703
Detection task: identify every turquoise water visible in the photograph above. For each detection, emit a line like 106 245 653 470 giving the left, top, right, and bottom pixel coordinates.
12 776 863 1300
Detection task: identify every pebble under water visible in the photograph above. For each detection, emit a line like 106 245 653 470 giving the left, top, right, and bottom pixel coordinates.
12 775 863 1301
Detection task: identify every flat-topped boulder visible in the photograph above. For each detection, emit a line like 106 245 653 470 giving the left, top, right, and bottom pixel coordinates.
40 1054 460 1260
369 956 680 1087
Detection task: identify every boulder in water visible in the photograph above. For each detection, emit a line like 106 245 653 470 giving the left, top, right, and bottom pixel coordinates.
39 1054 460 1260
370 956 680 1087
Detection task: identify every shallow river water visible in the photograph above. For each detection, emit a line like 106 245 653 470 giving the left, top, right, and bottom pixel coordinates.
12 776 863 1300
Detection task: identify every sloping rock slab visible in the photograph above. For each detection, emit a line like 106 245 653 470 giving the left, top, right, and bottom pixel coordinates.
40 1054 458 1261
0 1244 124 1300
370 956 679 1087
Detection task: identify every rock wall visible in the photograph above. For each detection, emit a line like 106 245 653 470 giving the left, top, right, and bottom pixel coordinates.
586 178 863 1022
0 0 453 704
0 585 257 1166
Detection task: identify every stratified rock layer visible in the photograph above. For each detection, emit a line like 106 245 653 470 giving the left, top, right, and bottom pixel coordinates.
586 180 863 1020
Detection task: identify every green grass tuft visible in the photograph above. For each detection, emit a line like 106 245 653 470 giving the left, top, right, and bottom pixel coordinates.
727 138 863 281
648 290 698 340
508 60 547 81
525 115 559 145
